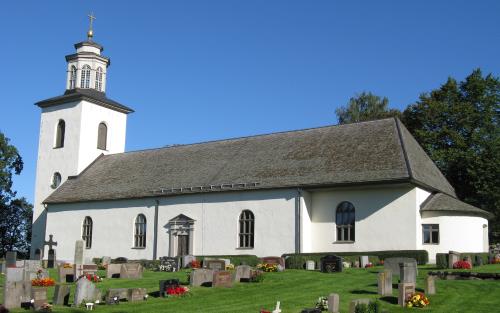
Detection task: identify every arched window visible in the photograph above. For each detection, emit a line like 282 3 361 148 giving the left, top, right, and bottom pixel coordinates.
134 214 147 248
82 216 93 249
239 210 254 248
81 65 91 88
69 66 77 89
51 172 62 189
97 122 107 150
95 67 103 91
55 120 65 148
336 201 355 242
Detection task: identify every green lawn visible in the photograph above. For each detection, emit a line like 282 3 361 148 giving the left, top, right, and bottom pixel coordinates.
2 265 500 312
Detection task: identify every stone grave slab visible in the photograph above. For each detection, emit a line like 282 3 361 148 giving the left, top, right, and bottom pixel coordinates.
53 284 71 306
128 288 147 301
398 282 415 307
182 254 196 268
159 256 179 272
31 287 48 311
74 240 85 265
190 269 214 287
106 263 122 278
73 277 100 306
24 260 44 282
6 267 24 282
105 288 129 303
261 256 285 268
306 260 315 270
377 270 392 296
360 256 369 268
5 251 17 268
384 257 417 276
320 255 343 273
234 265 252 282
120 263 143 279
159 279 180 297
213 270 233 288
328 293 340 313
205 259 225 271
425 275 436 295
83 264 98 275
448 251 460 268
3 281 31 309
58 266 75 283
349 299 370 313
399 262 417 284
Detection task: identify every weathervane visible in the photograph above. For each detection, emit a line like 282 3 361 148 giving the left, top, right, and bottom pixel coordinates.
87 12 96 41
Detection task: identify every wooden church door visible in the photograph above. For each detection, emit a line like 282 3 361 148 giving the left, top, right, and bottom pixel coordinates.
177 235 189 256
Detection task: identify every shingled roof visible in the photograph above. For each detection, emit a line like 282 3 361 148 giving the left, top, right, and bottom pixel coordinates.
44 118 456 204
421 193 492 219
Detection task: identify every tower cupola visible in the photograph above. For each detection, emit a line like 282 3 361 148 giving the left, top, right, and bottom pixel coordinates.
65 13 110 92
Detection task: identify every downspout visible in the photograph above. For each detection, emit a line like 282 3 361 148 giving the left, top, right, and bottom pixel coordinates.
295 188 302 254
153 199 159 260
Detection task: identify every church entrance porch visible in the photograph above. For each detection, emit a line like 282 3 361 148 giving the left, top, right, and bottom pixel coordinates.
167 214 195 257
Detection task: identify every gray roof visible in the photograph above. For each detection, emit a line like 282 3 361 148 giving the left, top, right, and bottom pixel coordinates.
44 118 456 204
421 193 492 219
36 89 134 114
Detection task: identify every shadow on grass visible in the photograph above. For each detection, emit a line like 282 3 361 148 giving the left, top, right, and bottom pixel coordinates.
149 290 161 298
379 296 398 305
350 289 378 295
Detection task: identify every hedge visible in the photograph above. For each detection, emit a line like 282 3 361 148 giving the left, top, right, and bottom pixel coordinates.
195 255 260 267
436 252 489 269
282 250 429 269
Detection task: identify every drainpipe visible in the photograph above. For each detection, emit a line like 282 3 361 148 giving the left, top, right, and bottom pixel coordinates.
153 199 159 260
295 188 302 254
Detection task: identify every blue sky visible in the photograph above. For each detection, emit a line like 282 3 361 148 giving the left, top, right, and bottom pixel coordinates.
1 0 499 203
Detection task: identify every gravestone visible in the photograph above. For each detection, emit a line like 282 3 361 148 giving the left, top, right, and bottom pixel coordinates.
353 261 360 268
360 256 369 268
474 255 483 267
6 251 17 268
320 255 343 273
31 287 48 311
213 270 233 288
120 263 143 279
3 281 31 309
44 235 58 269
377 270 392 296
58 265 74 283
74 240 85 278
24 260 44 282
425 275 436 295
106 263 122 278
348 299 370 313
261 256 285 268
15 260 25 268
306 260 315 271
384 257 417 276
128 288 147 301
82 264 98 275
53 284 71 306
6 267 24 282
0 262 5 274
101 256 111 267
105 288 129 303
448 251 460 268
182 254 196 268
205 259 225 271
399 262 417 284
190 269 214 287
159 279 180 297
397 282 415 307
221 258 231 268
234 265 252 282
328 293 340 313
34 249 42 260
159 256 178 272
73 277 101 306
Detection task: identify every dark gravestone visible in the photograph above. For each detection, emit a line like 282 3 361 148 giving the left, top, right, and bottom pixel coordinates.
6 251 17 268
320 255 343 273
213 270 233 288
474 255 483 266
205 259 226 271
159 257 178 272
53 284 71 306
261 256 285 268
47 249 56 268
159 279 180 297
34 249 42 260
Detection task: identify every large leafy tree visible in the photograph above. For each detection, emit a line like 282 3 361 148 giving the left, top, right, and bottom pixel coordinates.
336 91 401 124
403 69 500 240
0 131 32 257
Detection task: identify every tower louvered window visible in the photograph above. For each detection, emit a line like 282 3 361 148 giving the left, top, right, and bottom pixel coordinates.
81 65 91 88
95 67 103 91
69 66 77 89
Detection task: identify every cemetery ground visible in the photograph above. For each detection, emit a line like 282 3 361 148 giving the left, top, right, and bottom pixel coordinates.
1 264 500 312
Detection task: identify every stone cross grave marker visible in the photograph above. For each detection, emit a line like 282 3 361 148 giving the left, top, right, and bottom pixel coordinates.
377 270 392 296
234 265 251 282
328 293 340 313
44 235 58 268
320 255 343 273
399 262 417 284
213 270 233 288
205 259 225 271
398 282 415 307
190 269 214 287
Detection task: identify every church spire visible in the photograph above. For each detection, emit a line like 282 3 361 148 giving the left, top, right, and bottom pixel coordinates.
87 12 96 41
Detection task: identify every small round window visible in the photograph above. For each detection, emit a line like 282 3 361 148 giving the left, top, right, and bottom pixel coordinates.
51 172 62 189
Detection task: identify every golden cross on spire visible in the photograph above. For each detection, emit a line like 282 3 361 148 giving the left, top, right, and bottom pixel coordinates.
87 12 96 40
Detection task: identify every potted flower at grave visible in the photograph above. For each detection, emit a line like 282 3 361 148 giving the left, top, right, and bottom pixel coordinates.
166 286 190 297
32 270 55 287
406 292 430 308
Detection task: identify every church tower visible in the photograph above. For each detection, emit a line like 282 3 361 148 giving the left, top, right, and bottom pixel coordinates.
31 15 134 259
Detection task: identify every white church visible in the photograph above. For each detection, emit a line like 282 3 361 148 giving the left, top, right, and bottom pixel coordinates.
31 26 491 264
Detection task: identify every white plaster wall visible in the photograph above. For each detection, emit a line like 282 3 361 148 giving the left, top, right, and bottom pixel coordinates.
46 199 156 262
45 189 297 261
309 185 419 252
300 190 313 253
415 188 431 248
419 211 488 263
77 100 127 172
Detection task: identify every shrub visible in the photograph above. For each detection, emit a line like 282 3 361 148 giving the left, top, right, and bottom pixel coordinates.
196 255 260 266
436 253 449 269
257 263 278 272
355 300 380 313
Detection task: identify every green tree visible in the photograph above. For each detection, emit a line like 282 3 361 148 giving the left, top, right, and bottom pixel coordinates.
336 91 401 124
0 131 33 257
403 69 500 241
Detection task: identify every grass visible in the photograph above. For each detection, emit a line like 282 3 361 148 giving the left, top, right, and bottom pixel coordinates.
1 264 500 312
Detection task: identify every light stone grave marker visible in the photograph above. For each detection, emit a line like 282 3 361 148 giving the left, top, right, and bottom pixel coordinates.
205 259 225 271
360 256 369 268
106 263 122 278
328 293 339 313
182 254 196 268
213 270 233 288
3 281 31 309
398 282 415 307
31 287 48 311
234 265 252 282
53 284 71 306
73 277 101 306
399 262 417 284
306 260 315 270
120 263 143 279
377 269 392 296
448 251 460 268
425 275 436 295
384 257 417 276
128 288 147 301
190 269 214 287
